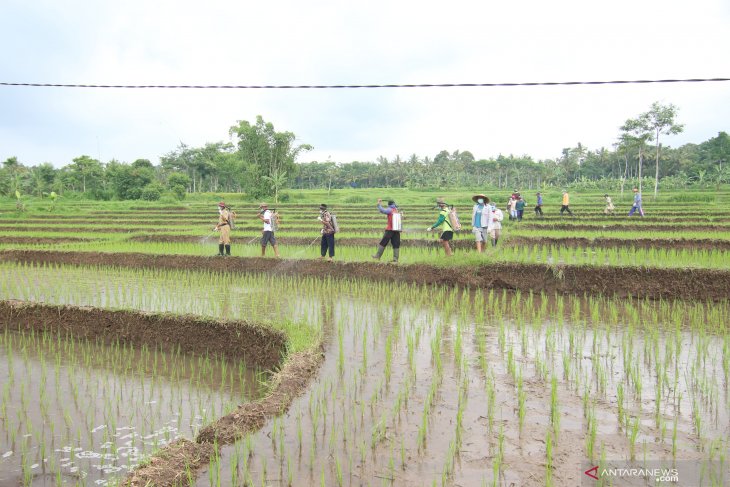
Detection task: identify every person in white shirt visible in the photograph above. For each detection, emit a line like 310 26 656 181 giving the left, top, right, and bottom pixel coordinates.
258 203 280 258
488 203 504 247
471 194 492 253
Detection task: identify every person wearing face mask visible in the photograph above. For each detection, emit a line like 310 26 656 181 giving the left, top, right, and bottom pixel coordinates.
426 197 454 257
471 194 492 253
317 203 336 261
213 202 232 256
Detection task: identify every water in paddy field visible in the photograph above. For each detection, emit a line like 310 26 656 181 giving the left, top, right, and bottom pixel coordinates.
0 262 728 485
0 329 265 486
197 291 730 486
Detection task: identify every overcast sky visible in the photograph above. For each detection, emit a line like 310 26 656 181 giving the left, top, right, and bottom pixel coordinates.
1 0 728 167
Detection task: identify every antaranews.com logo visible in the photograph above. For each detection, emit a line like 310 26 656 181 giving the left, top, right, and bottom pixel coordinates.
582 460 728 486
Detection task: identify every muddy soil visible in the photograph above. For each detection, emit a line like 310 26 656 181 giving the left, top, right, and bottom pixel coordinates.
3 249 730 301
0 236 96 244
521 223 730 232
0 225 169 233
0 300 323 487
0 301 284 368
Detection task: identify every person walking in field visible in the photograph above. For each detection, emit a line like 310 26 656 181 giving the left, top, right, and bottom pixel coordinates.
373 199 402 263
318 204 336 261
213 201 233 256
560 191 574 217
515 196 526 221
534 192 544 218
426 197 454 257
488 203 504 247
628 187 644 217
258 203 280 257
471 194 492 253
508 196 518 221
604 194 615 215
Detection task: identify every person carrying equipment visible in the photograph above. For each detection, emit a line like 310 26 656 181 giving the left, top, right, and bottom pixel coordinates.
373 199 402 262
427 197 454 257
471 194 492 253
258 203 280 257
213 201 233 256
318 203 336 261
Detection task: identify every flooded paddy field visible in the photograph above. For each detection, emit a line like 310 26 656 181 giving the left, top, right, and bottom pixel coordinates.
0 327 263 486
1 261 729 486
196 285 730 486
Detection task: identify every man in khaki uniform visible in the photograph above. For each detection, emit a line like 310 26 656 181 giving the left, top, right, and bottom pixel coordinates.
213 201 232 256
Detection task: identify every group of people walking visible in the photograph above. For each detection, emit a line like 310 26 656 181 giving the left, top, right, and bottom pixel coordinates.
213 188 646 260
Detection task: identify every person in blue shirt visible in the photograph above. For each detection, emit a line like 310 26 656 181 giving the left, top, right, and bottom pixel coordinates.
534 192 544 217
628 187 644 217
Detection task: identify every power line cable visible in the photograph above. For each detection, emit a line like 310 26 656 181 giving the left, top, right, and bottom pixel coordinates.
1 78 729 89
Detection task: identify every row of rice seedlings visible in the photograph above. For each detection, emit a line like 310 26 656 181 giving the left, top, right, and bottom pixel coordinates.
0 326 251 484
3 261 729 483
12 235 730 269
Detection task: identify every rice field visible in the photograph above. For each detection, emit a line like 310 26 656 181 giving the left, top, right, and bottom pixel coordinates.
0 190 729 486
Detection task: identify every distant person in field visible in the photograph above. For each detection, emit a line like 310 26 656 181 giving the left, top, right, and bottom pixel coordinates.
629 187 644 217
427 197 454 257
604 194 615 215
515 196 526 221
471 194 492 253
213 201 232 256
534 192 544 218
318 204 335 261
508 196 518 221
258 203 280 257
488 203 504 247
560 191 574 217
373 199 402 263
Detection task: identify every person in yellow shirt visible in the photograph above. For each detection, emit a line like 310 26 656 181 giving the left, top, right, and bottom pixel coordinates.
427 197 454 256
213 202 233 256
560 191 574 217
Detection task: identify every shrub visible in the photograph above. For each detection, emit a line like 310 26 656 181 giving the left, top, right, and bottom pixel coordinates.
140 183 163 201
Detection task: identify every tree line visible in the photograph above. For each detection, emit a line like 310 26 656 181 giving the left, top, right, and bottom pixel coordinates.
1 105 728 202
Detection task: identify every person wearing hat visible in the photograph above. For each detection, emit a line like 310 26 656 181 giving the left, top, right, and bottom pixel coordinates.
258 203 280 257
604 194 615 215
471 194 492 253
213 202 233 256
317 204 336 261
534 192 544 218
373 199 402 262
426 197 454 257
560 191 574 217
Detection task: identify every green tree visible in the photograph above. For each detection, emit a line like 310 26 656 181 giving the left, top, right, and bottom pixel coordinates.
70 155 103 193
261 169 288 203
642 102 684 198
229 116 312 198
620 117 652 193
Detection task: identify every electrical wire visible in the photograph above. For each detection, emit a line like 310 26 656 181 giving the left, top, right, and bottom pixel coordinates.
0 78 728 90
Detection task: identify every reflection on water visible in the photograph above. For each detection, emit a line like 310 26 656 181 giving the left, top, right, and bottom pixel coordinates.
0 328 264 485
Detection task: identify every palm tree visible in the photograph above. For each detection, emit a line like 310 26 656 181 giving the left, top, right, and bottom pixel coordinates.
262 169 288 203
